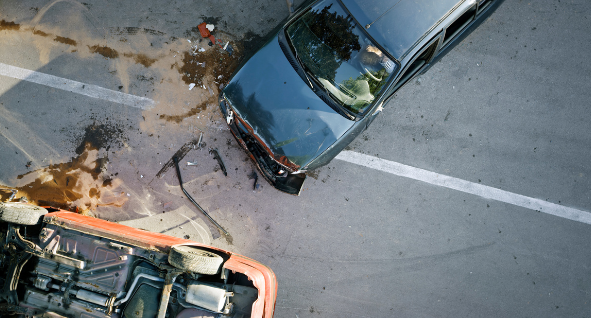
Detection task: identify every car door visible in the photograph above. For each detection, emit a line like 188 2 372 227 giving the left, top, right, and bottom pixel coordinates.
369 35 441 118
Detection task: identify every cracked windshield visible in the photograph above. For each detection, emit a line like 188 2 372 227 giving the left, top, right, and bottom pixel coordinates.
286 0 397 115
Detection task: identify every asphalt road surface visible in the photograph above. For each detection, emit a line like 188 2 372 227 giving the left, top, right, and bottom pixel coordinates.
1 0 590 317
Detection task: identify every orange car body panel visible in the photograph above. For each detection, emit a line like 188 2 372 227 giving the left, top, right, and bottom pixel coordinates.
44 211 277 318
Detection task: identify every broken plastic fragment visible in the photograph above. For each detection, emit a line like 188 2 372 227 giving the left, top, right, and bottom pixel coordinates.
189 83 196 90
206 24 214 32
198 48 205 52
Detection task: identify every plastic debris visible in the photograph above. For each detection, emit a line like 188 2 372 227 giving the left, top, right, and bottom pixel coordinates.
189 83 196 90
198 48 205 52
197 22 224 49
187 161 198 166
206 24 214 32
209 148 227 176
225 43 234 56
197 132 204 148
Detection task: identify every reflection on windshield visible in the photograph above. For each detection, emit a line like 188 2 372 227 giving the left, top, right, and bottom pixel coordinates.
286 0 396 115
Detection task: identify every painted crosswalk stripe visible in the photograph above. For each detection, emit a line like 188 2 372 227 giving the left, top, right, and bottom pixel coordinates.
336 150 591 225
0 62 154 109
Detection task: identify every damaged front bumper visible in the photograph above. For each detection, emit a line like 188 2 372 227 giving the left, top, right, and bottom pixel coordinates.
220 97 306 195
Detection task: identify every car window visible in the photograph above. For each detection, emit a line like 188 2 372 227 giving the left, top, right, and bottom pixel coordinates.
285 0 398 115
442 5 477 47
390 38 439 94
477 0 494 14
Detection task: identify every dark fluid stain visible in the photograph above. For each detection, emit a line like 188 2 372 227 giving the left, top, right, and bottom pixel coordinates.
0 20 20 31
159 101 210 123
54 35 77 46
89 188 99 198
178 47 241 86
33 29 50 37
88 45 119 59
123 52 157 67
102 178 113 187
13 146 106 211
75 123 127 155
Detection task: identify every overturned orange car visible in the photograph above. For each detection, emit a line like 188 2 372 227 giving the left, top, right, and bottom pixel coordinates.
0 202 277 318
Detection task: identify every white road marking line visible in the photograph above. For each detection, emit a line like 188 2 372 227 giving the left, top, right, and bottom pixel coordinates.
0 63 155 109
335 151 591 225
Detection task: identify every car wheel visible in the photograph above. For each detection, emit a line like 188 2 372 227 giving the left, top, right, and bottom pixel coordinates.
0 202 48 225
168 245 224 275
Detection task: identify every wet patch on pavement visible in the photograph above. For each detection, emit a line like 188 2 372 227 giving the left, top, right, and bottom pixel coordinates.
54 35 77 46
2 121 132 212
88 45 119 59
159 100 211 124
0 15 255 218
0 19 20 31
74 122 128 155
9 144 126 213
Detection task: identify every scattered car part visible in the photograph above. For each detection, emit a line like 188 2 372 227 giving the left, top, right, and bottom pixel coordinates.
8 189 17 201
156 139 200 179
209 148 227 176
0 202 47 225
169 245 223 275
197 22 223 49
173 156 229 236
249 171 259 191
197 131 204 148
220 0 505 194
0 203 277 317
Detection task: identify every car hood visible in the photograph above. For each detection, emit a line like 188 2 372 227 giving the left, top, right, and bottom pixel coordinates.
223 33 354 169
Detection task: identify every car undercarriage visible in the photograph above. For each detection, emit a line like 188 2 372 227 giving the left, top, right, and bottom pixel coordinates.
0 203 270 318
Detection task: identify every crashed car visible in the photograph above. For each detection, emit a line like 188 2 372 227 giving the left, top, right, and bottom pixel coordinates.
0 202 277 317
220 0 504 194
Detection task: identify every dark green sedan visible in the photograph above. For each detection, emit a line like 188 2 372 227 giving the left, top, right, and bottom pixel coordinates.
220 0 504 195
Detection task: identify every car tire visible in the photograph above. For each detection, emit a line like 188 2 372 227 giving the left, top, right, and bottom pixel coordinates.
168 245 224 275
0 202 48 225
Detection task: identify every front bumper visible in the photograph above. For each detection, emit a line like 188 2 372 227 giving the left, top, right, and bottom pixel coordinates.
219 97 306 195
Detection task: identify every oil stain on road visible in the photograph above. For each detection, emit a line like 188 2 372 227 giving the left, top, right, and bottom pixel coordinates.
2 123 129 214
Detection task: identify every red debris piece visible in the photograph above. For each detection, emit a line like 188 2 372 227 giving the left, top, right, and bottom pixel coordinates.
197 22 223 48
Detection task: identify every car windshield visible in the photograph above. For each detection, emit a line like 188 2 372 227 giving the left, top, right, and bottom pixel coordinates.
286 0 397 115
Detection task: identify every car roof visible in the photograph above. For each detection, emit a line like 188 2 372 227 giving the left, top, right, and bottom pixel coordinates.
341 0 466 60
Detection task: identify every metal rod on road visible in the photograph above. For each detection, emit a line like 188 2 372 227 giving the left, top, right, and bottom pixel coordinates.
173 157 229 236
